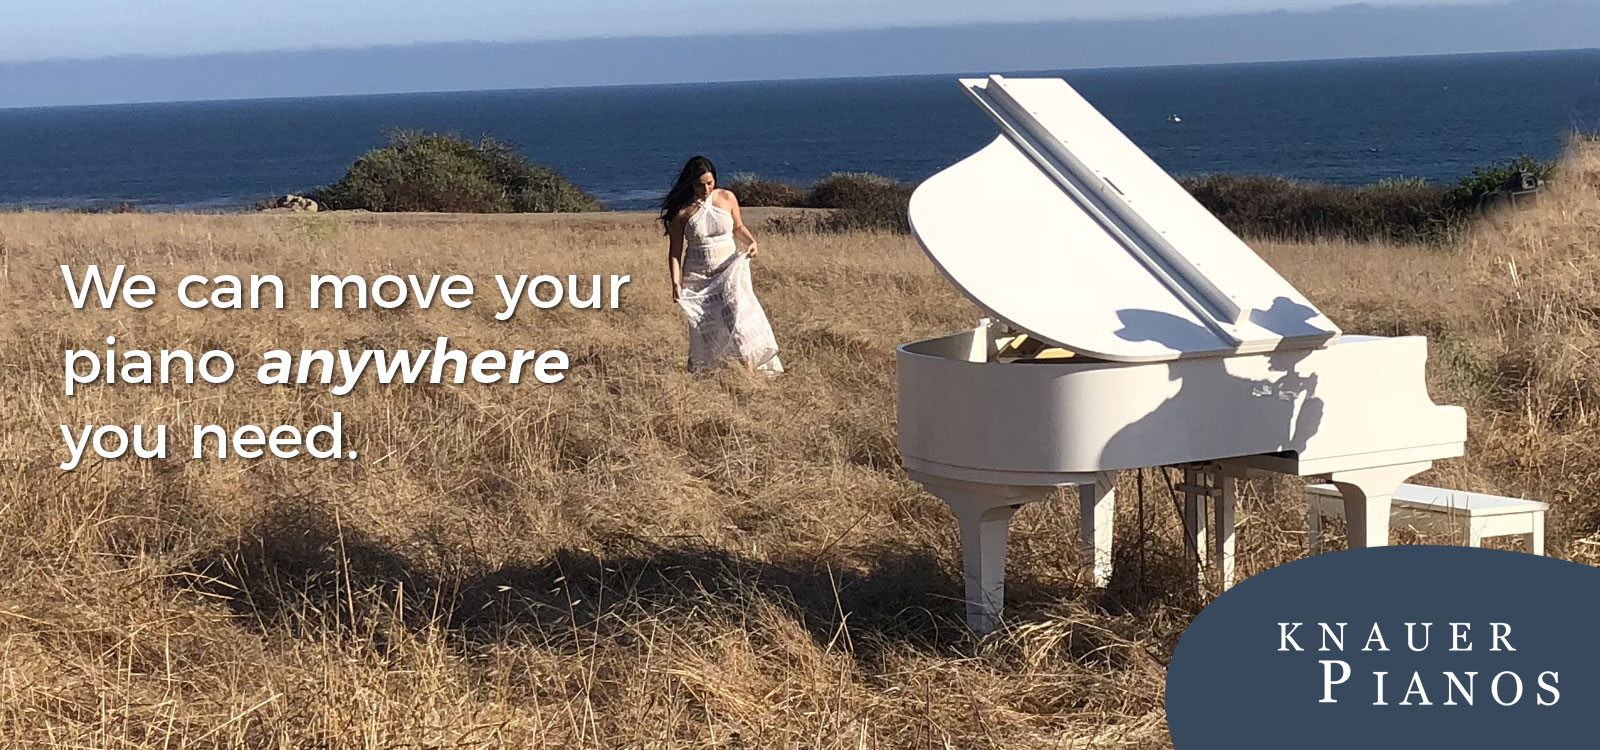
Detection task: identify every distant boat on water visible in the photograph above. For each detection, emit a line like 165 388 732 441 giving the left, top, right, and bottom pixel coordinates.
1168 113 1183 123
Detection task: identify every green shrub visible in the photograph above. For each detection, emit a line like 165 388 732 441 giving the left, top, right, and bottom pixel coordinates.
754 156 1563 241
1372 176 1430 190
1179 159 1572 244
803 172 910 210
312 131 602 213
734 171 913 235
725 174 806 207
802 173 914 234
1443 155 1557 215
1180 174 1453 244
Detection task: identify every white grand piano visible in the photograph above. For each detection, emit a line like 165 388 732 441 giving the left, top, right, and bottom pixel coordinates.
899 75 1467 634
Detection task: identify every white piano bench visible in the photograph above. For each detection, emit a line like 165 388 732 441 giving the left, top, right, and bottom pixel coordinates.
1306 483 1547 555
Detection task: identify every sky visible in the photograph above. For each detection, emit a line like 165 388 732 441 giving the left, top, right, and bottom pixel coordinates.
3 0 1499 62
2 0 1591 108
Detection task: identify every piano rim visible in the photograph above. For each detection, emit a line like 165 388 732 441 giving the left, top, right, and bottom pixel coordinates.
895 330 1420 368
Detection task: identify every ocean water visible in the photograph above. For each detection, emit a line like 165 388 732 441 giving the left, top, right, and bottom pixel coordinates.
0 49 1597 212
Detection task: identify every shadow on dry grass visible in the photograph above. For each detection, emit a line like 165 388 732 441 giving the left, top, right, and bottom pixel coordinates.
176 496 1196 664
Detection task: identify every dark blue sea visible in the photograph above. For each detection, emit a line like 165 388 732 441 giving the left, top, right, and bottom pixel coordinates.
1 49 1597 212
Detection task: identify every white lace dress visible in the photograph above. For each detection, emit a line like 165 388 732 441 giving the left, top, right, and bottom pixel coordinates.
678 194 783 374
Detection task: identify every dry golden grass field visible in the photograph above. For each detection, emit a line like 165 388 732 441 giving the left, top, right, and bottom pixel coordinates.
1 144 1597 748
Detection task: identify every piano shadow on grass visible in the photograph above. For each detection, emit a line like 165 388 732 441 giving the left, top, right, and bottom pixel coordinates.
174 502 1090 656
1098 298 1327 494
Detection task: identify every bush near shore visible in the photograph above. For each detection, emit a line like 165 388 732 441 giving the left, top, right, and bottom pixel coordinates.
728 172 914 234
291 127 1558 242
310 131 602 213
1188 155 1557 244
732 156 1559 242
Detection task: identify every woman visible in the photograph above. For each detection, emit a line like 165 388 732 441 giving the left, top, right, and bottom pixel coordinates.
661 156 783 375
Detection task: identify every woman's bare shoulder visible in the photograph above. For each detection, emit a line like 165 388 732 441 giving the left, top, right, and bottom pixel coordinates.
713 188 739 208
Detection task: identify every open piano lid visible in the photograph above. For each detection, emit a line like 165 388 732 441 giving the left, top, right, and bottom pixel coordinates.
908 75 1341 362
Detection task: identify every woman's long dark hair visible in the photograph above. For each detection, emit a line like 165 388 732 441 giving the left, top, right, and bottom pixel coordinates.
659 155 717 235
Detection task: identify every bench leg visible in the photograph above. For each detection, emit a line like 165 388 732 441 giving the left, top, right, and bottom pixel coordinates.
1078 473 1116 587
1183 464 1242 590
1531 512 1546 556
1308 498 1325 555
1329 463 1431 549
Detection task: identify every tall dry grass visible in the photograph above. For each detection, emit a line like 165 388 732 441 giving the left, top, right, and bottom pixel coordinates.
0 143 1595 748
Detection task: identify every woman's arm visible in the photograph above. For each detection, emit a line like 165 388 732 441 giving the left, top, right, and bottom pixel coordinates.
667 216 685 301
726 191 760 257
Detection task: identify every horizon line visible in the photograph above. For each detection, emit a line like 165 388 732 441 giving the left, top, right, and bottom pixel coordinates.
3 46 1593 113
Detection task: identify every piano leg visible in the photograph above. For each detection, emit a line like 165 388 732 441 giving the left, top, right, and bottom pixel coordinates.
1078 473 1116 587
1328 462 1432 548
914 477 1053 635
